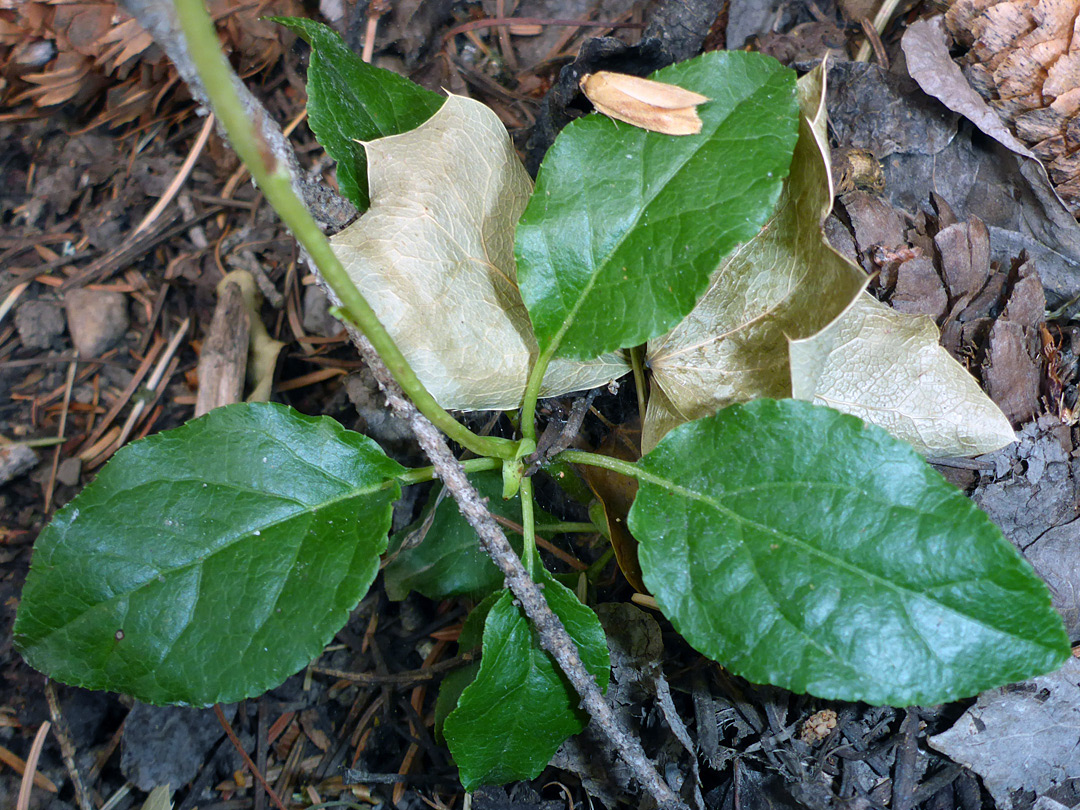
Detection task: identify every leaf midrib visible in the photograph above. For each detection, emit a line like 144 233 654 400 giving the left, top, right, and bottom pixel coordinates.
538 72 790 358
32 477 389 644
637 471 1052 651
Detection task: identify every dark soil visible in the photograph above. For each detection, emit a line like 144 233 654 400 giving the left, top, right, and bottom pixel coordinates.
1 1 1078 810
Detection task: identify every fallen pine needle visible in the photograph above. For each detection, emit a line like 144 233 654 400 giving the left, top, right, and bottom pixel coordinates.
16 722 51 810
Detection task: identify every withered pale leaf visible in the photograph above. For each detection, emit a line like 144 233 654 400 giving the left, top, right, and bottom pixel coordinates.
642 65 866 451
331 95 628 410
581 72 710 108
580 71 708 135
789 293 1016 457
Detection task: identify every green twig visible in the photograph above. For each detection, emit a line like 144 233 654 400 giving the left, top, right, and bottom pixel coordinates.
519 346 555 444
396 456 502 486
520 475 538 575
557 449 641 479
585 546 616 581
534 521 598 533
172 0 513 461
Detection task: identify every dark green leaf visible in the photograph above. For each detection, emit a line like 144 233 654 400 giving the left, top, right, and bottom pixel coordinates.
434 593 500 740
272 17 442 209
444 572 610 788
629 399 1070 706
384 470 557 601
434 663 480 743
14 403 404 706
516 51 799 360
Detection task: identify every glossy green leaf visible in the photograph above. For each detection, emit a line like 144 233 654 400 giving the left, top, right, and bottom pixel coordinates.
434 593 499 740
516 51 799 360
273 17 442 210
629 399 1070 706
444 571 610 788
14 403 404 706
385 470 555 601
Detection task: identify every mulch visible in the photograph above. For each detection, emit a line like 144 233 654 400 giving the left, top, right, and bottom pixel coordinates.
1 1 1078 809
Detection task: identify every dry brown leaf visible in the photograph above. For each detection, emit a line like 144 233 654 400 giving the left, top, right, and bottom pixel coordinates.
641 64 867 451
331 95 628 411
579 71 709 136
790 293 1016 457
581 420 645 593
938 0 1080 214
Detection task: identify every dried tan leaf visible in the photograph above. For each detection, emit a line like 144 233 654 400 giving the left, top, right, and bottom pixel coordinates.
938 0 1080 214
139 785 173 810
641 64 867 451
789 293 1016 457
580 71 708 135
331 95 628 411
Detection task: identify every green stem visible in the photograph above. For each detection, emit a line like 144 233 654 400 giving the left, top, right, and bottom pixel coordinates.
173 0 513 462
520 475 538 575
630 345 647 423
519 345 556 443
556 449 642 480
534 521 598 533
585 546 616 581
396 456 502 486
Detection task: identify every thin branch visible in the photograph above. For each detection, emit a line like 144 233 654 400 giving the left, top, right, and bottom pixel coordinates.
350 331 681 808
44 682 94 810
213 706 289 810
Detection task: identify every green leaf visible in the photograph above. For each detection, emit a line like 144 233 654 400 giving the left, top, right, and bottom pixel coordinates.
385 470 550 601
641 64 866 452
629 399 1070 706
14 403 404 706
434 593 500 740
516 51 799 360
435 663 481 743
444 572 610 788
272 17 442 210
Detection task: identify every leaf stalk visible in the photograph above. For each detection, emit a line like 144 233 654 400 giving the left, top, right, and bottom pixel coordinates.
396 457 502 486
519 475 538 575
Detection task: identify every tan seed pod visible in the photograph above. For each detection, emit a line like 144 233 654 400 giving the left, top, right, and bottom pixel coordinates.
579 71 710 135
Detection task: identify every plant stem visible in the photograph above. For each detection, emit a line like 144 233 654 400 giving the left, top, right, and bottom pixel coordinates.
557 449 642 480
159 4 683 803
396 456 502 486
534 521 598 533
519 475 538 575
171 0 513 462
586 546 616 580
519 345 556 443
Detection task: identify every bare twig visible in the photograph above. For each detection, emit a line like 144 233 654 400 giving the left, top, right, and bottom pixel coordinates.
349 329 682 808
213 705 289 810
44 682 94 810
524 390 597 473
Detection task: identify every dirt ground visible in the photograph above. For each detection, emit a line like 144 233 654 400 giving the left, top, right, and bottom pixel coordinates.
1 0 1079 809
